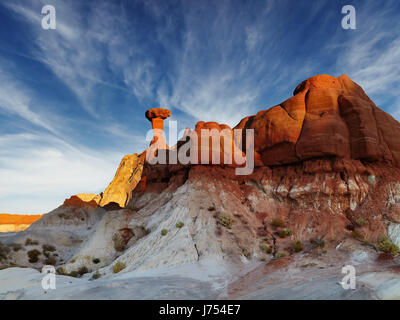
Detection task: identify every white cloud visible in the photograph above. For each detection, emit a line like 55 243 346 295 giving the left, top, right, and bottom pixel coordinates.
0 62 56 133
0 132 123 214
334 0 400 115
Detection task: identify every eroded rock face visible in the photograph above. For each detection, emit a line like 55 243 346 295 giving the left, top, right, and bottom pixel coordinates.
63 195 98 209
235 74 400 167
178 121 247 167
99 153 145 208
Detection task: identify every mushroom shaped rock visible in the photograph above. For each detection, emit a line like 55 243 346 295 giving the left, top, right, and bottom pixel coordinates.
145 108 171 131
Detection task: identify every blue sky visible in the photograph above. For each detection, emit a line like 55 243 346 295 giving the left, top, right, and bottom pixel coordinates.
0 0 399 214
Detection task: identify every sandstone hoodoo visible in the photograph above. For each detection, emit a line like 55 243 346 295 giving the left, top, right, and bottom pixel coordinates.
145 108 171 147
145 108 171 131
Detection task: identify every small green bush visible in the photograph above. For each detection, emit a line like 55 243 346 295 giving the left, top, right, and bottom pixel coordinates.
271 218 285 228
355 217 367 227
377 236 400 255
310 238 325 248
42 244 56 252
91 271 101 280
0 242 11 261
9 243 23 252
351 231 364 239
242 250 249 258
56 267 67 275
275 251 288 259
278 228 293 238
27 249 41 263
45 256 57 266
113 261 126 273
176 221 184 228
25 238 39 246
161 229 168 236
92 258 100 264
260 243 272 254
112 234 125 252
216 211 234 229
69 271 79 278
77 266 89 276
293 241 304 253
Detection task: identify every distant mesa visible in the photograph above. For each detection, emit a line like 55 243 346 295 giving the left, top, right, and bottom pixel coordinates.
0 213 43 232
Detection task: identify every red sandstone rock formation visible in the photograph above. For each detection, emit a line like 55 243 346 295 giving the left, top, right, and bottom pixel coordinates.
126 74 400 249
179 121 247 167
145 108 171 165
63 195 98 209
145 108 171 131
235 74 400 167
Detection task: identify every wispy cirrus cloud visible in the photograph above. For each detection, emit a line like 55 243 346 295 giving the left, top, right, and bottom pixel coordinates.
333 0 400 116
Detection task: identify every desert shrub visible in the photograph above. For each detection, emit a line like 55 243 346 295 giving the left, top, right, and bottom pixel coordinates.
271 218 285 228
0 242 11 261
77 266 89 276
27 249 41 263
377 236 400 255
293 241 304 253
25 238 39 246
91 271 101 280
112 234 126 252
69 271 79 278
176 221 184 228
242 250 249 258
56 267 67 275
92 258 100 264
351 231 364 239
216 211 234 229
355 217 367 227
310 238 325 248
113 261 126 273
278 228 293 238
260 243 272 254
9 243 23 252
161 229 168 236
45 256 57 265
275 251 288 259
42 244 56 252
